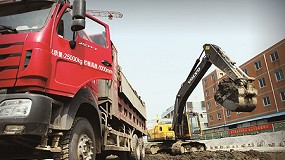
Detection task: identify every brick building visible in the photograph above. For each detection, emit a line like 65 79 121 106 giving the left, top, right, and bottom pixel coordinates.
202 38 285 130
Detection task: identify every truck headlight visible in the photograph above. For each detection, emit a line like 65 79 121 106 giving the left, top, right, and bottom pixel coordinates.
0 99 32 118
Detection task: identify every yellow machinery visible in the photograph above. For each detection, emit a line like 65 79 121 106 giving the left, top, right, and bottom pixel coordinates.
147 118 175 142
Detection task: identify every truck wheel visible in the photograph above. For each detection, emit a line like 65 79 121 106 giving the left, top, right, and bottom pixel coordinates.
138 138 145 159
130 134 140 160
54 117 96 160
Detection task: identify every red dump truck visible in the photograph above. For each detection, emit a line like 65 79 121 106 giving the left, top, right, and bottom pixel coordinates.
0 0 146 159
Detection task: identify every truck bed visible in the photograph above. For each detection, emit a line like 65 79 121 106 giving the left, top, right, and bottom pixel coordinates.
98 69 147 135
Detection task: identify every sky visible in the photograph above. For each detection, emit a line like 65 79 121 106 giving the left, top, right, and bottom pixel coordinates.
88 0 285 123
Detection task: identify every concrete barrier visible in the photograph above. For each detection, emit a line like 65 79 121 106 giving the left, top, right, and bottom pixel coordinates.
199 130 285 151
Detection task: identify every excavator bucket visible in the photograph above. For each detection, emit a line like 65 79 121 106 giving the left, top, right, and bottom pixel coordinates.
214 78 257 112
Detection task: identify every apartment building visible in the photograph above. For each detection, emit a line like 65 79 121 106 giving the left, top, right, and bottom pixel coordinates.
202 38 285 129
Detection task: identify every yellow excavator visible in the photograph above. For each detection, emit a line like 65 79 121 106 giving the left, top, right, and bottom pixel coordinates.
146 44 258 155
147 111 205 154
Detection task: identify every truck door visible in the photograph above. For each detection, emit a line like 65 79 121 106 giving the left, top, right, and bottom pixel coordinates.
50 6 113 95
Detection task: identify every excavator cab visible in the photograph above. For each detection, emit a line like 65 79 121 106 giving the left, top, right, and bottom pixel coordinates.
181 111 203 140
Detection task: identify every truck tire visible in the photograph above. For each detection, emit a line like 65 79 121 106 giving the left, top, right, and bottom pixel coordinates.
54 117 96 160
130 134 140 160
138 138 145 159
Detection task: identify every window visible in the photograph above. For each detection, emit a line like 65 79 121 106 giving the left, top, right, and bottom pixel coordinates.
217 112 221 120
242 68 248 75
254 60 262 70
275 69 284 82
118 104 122 112
204 79 208 87
207 102 211 109
124 108 128 116
0 2 53 32
201 101 206 108
280 91 285 101
215 101 219 106
205 90 209 97
78 30 91 40
213 85 217 93
226 110 231 117
270 51 279 62
57 9 73 41
258 77 266 88
211 74 216 81
209 115 213 122
129 112 132 119
262 96 271 106
85 17 107 48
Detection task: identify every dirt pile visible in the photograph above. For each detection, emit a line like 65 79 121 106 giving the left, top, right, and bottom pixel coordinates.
143 150 273 160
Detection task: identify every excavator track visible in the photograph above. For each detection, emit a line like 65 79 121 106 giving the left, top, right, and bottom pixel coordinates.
146 142 173 154
146 140 206 155
171 140 206 155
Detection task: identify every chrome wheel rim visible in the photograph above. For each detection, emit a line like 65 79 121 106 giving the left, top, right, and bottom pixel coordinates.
77 134 93 160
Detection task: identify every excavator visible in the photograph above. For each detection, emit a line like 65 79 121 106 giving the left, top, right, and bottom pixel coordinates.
146 44 257 155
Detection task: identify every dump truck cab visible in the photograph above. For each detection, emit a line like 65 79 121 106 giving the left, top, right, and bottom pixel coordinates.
0 1 146 159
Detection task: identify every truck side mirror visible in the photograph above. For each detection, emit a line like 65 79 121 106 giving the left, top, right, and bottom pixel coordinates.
71 0 86 31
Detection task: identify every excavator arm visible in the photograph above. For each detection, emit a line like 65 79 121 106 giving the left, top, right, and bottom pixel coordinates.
172 44 257 138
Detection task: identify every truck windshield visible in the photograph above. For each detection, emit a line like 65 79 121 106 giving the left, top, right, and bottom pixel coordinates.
0 1 53 33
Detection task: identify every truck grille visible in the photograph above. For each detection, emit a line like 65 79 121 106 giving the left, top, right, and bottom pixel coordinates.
0 42 23 88
0 53 21 60
0 42 23 49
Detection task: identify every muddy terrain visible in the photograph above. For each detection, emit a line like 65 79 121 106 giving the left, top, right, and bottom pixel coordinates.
143 150 285 160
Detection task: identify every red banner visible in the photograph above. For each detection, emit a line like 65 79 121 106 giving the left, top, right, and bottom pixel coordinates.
228 124 273 135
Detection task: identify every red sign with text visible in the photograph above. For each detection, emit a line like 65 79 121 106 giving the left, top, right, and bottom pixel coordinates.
228 124 273 134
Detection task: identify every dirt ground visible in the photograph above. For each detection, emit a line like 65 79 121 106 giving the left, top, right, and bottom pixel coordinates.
143 150 285 160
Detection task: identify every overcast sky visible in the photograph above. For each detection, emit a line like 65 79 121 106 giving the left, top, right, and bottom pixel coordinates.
88 0 285 122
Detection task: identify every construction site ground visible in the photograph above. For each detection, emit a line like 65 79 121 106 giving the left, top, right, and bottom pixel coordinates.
143 150 285 160
142 130 285 160
105 150 285 160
